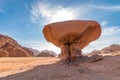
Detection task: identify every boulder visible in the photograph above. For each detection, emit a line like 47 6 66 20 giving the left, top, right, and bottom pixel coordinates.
43 20 101 62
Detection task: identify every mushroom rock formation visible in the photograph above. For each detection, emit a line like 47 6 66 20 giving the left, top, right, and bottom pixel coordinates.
43 20 101 62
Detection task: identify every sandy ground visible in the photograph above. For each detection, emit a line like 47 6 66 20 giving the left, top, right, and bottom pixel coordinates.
0 56 120 80
0 57 60 77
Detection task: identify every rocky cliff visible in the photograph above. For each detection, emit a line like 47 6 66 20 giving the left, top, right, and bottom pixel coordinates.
0 34 34 57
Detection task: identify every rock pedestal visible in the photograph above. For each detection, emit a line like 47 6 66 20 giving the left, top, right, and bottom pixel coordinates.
43 20 101 62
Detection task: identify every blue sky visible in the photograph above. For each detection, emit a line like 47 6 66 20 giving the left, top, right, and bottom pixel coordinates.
0 0 120 53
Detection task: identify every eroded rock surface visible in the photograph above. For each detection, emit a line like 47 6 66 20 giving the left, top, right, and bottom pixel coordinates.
43 20 101 62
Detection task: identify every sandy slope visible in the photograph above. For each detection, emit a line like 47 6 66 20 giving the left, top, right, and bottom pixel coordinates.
0 56 120 80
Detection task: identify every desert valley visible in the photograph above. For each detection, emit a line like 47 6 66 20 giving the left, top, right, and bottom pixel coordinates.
0 0 120 80
0 34 120 80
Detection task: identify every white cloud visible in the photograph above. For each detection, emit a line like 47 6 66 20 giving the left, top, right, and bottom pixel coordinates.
95 5 120 11
30 1 120 24
78 4 120 11
30 1 85 24
100 21 108 26
100 21 120 36
102 26 120 35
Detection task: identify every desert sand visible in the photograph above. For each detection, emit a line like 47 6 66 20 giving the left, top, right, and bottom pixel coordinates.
0 55 120 80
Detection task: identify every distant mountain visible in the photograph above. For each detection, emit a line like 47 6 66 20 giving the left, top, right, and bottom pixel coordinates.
37 50 57 57
101 44 120 53
29 48 40 56
100 44 120 56
88 44 120 56
0 34 34 57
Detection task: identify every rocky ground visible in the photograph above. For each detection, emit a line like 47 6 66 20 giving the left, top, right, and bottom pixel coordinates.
0 54 120 80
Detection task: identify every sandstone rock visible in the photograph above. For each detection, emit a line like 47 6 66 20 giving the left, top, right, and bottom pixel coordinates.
0 34 34 57
43 20 101 62
37 50 57 57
